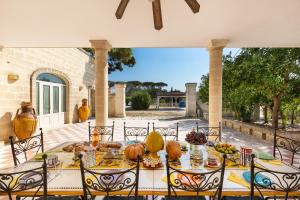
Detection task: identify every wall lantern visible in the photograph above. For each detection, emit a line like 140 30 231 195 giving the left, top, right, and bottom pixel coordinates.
7 73 19 81
79 85 83 91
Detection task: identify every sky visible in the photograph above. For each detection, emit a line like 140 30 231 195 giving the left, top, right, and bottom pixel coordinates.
109 48 239 91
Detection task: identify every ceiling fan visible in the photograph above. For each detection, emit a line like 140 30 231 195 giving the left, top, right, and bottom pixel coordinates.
115 0 200 30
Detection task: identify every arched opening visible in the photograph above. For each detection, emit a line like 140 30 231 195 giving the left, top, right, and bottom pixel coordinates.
35 72 67 129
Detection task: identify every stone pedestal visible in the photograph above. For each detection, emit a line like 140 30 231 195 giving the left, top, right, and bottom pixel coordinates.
114 83 126 118
90 40 111 126
185 83 197 117
207 39 228 127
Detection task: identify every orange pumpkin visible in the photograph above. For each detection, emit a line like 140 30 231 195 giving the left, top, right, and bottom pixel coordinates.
124 143 145 161
166 141 182 161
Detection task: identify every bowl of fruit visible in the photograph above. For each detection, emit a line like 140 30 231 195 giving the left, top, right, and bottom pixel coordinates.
185 129 207 145
214 143 238 154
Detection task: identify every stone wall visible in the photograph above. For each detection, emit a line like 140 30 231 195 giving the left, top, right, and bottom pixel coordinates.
0 48 95 142
108 84 126 118
223 118 300 141
108 91 116 117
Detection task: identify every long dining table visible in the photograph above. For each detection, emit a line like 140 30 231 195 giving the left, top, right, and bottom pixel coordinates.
1 141 300 197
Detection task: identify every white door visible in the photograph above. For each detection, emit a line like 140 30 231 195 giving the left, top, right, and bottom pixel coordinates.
36 81 66 129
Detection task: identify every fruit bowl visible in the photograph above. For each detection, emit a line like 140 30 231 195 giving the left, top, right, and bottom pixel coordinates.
214 143 238 154
185 130 207 145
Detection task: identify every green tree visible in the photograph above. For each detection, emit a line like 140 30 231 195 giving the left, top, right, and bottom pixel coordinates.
198 48 300 127
245 48 300 128
198 74 209 103
131 91 151 110
83 48 136 73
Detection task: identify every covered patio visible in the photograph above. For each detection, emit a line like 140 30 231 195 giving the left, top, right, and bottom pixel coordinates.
0 0 300 199
1 0 299 129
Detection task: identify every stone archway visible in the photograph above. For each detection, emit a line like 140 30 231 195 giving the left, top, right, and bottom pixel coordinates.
31 68 72 125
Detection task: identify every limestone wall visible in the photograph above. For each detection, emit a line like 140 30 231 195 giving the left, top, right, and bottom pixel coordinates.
108 84 126 118
108 93 116 117
0 48 95 142
223 119 300 141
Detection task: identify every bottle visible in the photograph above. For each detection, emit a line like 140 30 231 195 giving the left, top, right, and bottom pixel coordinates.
86 146 96 168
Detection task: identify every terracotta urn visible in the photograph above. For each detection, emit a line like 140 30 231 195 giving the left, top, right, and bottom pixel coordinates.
12 102 38 140
78 98 90 122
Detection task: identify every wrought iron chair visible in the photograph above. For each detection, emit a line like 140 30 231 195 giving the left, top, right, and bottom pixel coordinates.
152 122 179 141
196 122 221 142
273 128 300 168
88 121 115 142
9 128 44 167
0 154 47 200
124 122 150 141
165 154 226 200
250 154 300 200
79 154 142 200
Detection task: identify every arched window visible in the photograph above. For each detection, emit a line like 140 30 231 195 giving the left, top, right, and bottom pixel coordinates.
36 73 66 84
36 73 66 118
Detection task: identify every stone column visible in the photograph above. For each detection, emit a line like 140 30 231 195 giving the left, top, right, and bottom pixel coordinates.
185 83 197 117
175 97 178 107
90 40 111 126
156 97 160 109
207 39 228 127
115 83 126 118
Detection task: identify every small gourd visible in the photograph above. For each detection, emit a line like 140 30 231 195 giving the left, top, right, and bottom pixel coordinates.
166 140 182 161
124 143 144 161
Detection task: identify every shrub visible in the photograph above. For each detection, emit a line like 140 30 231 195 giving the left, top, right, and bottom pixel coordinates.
131 91 151 110
126 96 132 106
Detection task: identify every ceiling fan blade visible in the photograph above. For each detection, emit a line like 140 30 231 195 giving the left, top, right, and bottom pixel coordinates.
152 0 163 30
115 0 130 19
185 0 200 13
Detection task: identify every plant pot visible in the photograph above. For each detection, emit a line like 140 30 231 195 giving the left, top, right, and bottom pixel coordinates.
12 102 38 140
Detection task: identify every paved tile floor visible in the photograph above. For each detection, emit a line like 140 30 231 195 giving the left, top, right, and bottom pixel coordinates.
0 117 299 199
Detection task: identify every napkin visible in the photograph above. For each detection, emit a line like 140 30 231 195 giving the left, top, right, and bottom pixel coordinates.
161 173 176 185
227 172 250 188
261 159 283 165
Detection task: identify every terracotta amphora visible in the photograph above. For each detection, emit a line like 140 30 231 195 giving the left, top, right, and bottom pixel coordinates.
79 98 90 122
12 102 38 140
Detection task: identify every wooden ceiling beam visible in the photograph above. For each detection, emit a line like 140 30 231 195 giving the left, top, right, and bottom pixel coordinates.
115 0 130 19
152 0 163 30
185 0 200 13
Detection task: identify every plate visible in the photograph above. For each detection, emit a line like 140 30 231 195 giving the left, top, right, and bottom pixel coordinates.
258 151 274 160
242 171 271 187
214 143 238 155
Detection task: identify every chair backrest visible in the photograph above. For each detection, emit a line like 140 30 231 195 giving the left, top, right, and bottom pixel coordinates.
9 128 44 167
0 154 48 200
166 154 226 200
273 128 300 167
196 122 221 142
88 121 115 142
79 154 140 200
123 122 150 141
152 122 179 141
250 154 300 200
